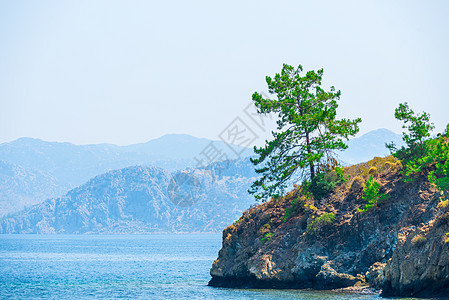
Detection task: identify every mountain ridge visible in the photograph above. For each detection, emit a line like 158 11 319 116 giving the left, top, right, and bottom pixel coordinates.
0 129 402 217
0 160 63 216
0 134 251 199
339 128 404 165
0 159 257 234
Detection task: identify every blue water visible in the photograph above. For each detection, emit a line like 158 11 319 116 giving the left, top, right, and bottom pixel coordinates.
0 234 411 299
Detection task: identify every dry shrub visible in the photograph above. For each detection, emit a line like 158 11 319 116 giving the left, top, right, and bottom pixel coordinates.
350 176 365 193
368 166 378 176
411 234 427 247
344 156 399 184
437 199 449 209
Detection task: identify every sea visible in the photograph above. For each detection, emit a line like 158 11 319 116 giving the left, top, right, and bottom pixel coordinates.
0 234 417 299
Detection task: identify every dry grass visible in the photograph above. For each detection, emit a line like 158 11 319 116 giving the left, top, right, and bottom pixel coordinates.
343 156 400 184
437 199 449 209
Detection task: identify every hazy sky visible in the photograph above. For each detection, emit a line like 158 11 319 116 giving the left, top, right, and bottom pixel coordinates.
1 0 448 146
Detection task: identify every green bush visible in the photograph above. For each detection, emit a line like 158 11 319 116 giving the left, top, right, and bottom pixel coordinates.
309 167 346 200
307 212 335 236
388 103 449 198
261 232 273 243
281 196 304 222
358 176 388 213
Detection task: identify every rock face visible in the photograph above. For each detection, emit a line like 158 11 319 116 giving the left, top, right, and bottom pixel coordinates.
0 165 256 233
209 157 449 297
382 210 449 298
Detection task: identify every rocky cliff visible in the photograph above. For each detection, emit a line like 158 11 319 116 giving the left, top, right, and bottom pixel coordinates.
209 156 449 298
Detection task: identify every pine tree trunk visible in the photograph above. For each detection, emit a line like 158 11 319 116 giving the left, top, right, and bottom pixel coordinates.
297 94 315 180
305 130 315 179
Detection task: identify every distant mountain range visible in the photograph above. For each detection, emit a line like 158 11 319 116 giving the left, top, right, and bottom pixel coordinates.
0 129 404 220
0 134 251 194
0 161 256 234
339 128 404 165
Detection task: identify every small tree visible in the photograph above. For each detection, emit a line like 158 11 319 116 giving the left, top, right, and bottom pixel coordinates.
386 102 434 151
358 176 388 213
249 64 361 201
388 104 448 199
386 102 435 181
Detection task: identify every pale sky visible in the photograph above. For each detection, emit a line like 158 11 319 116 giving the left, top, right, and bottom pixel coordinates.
1 0 448 146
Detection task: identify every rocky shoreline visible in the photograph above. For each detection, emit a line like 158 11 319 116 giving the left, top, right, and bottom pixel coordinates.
208 157 449 298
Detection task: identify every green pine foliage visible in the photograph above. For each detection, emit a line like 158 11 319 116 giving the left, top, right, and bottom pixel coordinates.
421 128 449 197
249 64 361 201
386 102 435 182
391 102 434 146
387 103 448 198
281 196 305 222
309 166 346 200
426 125 448 183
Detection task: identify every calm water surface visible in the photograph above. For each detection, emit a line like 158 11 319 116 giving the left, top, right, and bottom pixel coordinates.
0 234 417 299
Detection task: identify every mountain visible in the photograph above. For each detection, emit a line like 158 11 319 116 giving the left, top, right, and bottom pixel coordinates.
0 160 257 234
340 128 404 165
0 129 400 217
0 134 252 217
0 160 64 216
0 134 251 190
124 134 252 159
0 128 400 192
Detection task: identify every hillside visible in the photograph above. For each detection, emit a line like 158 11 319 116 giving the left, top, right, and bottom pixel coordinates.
0 134 252 215
209 156 449 298
0 161 256 234
0 160 63 216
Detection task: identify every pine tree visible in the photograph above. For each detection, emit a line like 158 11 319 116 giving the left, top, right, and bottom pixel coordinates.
249 64 361 201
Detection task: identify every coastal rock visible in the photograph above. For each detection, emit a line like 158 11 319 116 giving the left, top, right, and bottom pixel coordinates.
365 261 385 289
314 262 365 289
209 157 449 297
382 206 449 298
